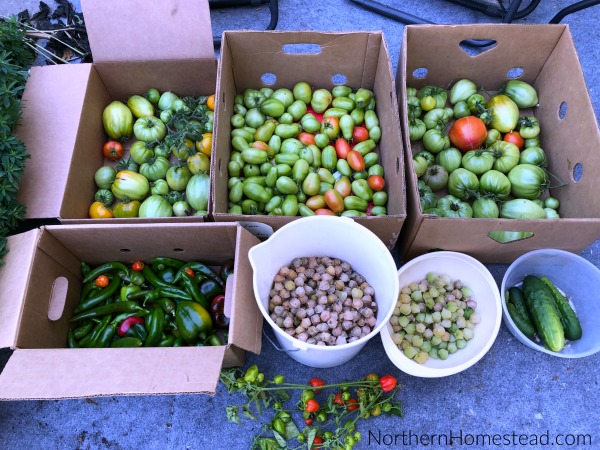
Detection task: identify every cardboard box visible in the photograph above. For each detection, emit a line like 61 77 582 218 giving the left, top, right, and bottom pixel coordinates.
211 31 406 250
0 223 262 399
15 0 217 224
397 24 600 263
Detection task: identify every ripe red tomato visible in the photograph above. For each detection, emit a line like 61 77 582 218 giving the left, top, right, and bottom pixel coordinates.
304 399 320 413
367 174 385 191
102 140 124 161
352 126 370 143
298 131 316 146
334 137 351 159
503 131 524 149
448 116 487 152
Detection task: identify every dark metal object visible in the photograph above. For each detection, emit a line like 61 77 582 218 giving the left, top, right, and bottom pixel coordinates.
210 0 279 49
350 0 599 25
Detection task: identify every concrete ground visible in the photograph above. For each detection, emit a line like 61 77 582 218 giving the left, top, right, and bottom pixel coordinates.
1 1 600 449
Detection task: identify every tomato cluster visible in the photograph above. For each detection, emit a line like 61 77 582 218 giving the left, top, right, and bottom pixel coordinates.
89 91 215 219
407 79 561 220
227 82 388 217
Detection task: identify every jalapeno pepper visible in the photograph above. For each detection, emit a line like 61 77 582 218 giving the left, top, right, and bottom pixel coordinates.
180 272 208 309
152 297 177 315
158 334 176 347
174 262 223 287
172 336 184 347
110 337 144 348
79 282 99 303
67 328 79 348
151 257 185 271
120 268 145 287
72 320 94 340
82 261 130 284
142 265 176 290
79 316 111 348
144 306 165 347
125 322 148 341
174 301 213 342
70 301 144 323
158 267 177 284
80 262 91 277
78 276 121 311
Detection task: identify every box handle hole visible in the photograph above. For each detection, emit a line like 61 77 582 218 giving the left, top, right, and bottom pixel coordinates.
331 73 347 85
506 67 524 79
261 72 277 86
282 43 322 54
48 276 68 321
572 162 583 182
559 101 568 120
488 231 534 244
119 248 131 253
412 67 428 79
173 248 185 253
458 39 497 56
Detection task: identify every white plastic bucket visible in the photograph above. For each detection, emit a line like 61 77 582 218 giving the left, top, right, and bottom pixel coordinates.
248 215 400 368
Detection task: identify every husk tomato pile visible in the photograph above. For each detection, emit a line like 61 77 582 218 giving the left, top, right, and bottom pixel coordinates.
408 79 564 220
90 90 216 219
227 83 388 217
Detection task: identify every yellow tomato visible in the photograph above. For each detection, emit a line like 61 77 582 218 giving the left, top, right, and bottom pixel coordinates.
206 94 215 111
89 201 113 219
195 132 213 157
187 152 211 174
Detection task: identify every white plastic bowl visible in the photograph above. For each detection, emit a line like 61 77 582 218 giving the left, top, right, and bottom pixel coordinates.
501 249 600 358
381 251 502 377
248 215 399 368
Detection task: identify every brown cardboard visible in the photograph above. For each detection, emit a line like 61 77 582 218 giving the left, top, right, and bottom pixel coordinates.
15 0 217 224
211 31 406 250
397 24 600 263
0 223 263 399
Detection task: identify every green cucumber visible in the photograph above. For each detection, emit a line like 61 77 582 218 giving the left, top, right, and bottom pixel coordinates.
540 276 583 341
506 286 536 339
522 275 565 352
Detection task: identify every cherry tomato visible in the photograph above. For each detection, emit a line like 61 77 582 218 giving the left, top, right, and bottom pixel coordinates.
346 150 365 172
131 260 145 271
379 375 397 392
345 398 359 411
94 275 109 288
503 130 524 150
448 115 487 152
352 126 370 143
304 399 320 413
367 174 385 192
311 435 324 449
333 392 344 406
103 140 124 161
308 377 326 393
334 137 351 159
184 268 195 278
304 417 313 425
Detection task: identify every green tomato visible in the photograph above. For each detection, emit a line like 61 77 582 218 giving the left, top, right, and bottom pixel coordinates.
501 80 539 108
418 85 447 109
243 89 265 109
133 116 167 142
413 155 428 177
145 88 160 105
127 95 154 118
472 197 499 218
421 164 448 192
150 179 169 196
139 156 170 181
519 146 547 168
437 195 473 218
311 88 333 113
449 79 478 105
260 98 286 118
166 165 193 191
94 166 116 189
447 168 479 201
139 195 173 217
486 95 519 133
409 118 426 142
479 170 511 200
173 200 192 217
518 115 540 139
102 101 133 141
270 88 295 108
435 147 462 174
453 101 471 119
461 149 494 175
508 163 549 200
158 91 179 111
287 100 307 121
111 170 150 201
293 81 313 103
489 141 520 173
186 173 210 211
244 108 266 129
422 129 450 154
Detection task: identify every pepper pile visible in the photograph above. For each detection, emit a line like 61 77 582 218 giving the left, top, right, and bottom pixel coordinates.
68 257 233 348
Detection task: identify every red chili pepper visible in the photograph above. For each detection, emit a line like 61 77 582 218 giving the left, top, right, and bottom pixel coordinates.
304 417 313 425
131 260 145 271
345 398 359 411
308 377 325 393
304 399 320 413
379 375 397 392
184 268 195 278
117 316 145 337
333 392 344 406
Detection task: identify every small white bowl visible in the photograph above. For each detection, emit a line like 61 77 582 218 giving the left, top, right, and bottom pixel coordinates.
381 251 502 377
501 249 600 358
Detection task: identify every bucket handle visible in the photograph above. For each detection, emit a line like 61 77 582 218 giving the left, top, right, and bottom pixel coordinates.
262 328 300 353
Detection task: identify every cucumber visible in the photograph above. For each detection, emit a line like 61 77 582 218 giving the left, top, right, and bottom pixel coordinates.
506 286 536 338
540 276 583 341
522 275 565 352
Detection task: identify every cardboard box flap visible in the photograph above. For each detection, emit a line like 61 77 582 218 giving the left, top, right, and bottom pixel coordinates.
0 230 40 349
81 0 214 63
16 64 92 220
229 227 263 354
0 347 225 399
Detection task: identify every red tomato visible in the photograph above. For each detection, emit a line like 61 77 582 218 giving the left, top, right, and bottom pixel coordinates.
323 189 345 213
315 208 336 216
352 126 370 143
334 137 351 159
503 131 524 149
304 399 320 413
308 377 326 393
346 150 365 172
102 140 124 161
131 260 145 271
367 174 385 191
448 116 487 152
298 131 316 146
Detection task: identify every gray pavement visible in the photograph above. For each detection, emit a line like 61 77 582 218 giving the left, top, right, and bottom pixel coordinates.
1 1 600 449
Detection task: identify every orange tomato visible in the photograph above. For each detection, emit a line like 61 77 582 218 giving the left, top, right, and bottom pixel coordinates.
346 150 365 172
94 275 110 288
324 189 345 213
334 137 351 159
315 208 336 216
206 94 216 111
297 131 316 146
367 174 386 191
89 201 113 219
251 140 274 157
196 132 213 157
503 131 524 150
306 194 326 211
